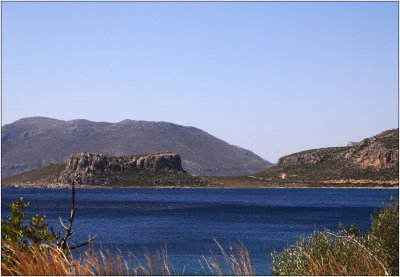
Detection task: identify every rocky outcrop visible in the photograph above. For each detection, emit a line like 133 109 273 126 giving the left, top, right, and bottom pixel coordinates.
278 129 398 170
343 131 399 168
2 151 209 188
58 152 184 184
257 129 398 185
347 141 360 147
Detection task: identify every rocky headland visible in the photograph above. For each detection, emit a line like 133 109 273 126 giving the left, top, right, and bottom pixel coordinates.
251 128 399 187
2 152 208 188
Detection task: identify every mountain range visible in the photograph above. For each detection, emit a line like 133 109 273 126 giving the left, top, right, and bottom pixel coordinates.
1 117 272 178
2 128 398 188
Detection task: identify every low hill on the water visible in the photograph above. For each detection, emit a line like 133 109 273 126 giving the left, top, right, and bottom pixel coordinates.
251 128 399 187
202 129 399 188
2 117 272 178
2 152 208 188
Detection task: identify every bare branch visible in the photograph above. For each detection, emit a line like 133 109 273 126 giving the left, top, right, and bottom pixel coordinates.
55 179 98 252
69 235 99 250
59 217 68 230
60 180 77 250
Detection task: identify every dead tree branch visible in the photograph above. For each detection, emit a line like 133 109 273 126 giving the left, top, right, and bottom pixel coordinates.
59 180 77 250
59 217 68 230
55 179 98 251
69 235 98 250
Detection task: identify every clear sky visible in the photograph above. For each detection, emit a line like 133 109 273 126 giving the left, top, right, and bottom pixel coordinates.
2 2 398 162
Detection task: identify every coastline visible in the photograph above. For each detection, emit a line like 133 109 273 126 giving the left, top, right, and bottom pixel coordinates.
2 183 398 189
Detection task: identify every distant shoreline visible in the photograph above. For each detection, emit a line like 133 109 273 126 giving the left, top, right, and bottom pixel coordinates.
2 183 398 190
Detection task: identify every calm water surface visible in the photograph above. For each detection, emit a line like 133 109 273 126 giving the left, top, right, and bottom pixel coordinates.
1 188 398 275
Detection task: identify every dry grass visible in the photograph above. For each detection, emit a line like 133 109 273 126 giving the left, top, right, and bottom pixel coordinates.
1 242 184 276
200 239 255 276
304 251 386 276
3 238 389 276
1 242 72 275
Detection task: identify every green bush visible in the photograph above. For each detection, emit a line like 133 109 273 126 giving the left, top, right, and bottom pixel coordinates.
1 197 55 246
271 197 399 275
365 196 399 275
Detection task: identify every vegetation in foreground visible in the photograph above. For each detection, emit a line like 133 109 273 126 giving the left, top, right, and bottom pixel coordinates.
1 196 398 275
271 197 399 276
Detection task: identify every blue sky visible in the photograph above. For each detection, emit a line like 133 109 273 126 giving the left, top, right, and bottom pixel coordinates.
2 2 398 162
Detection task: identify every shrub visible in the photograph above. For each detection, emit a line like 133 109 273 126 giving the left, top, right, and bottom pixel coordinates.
365 196 399 275
271 197 399 276
1 197 55 246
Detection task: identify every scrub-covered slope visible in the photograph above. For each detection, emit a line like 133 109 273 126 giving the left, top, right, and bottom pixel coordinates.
254 129 399 186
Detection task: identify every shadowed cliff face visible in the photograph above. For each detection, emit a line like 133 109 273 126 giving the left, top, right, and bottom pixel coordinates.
58 152 184 184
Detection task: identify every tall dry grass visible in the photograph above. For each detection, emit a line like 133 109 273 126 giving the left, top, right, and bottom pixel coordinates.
2 242 72 275
200 239 255 276
3 238 391 276
1 241 184 276
304 251 386 276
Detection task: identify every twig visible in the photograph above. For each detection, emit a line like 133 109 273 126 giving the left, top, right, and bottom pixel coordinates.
59 217 68 230
69 235 98 250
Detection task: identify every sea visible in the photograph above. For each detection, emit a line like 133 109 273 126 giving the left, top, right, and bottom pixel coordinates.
1 188 398 275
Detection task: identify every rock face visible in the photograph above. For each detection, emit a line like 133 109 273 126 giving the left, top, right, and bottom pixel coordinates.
2 117 272 177
344 130 399 169
257 129 399 184
278 129 399 170
58 152 184 184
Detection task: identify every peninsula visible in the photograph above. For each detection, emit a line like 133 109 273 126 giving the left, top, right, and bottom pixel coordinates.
2 152 208 188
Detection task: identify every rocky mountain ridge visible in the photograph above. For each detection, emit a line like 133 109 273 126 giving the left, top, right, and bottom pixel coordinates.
2 129 398 189
2 117 272 177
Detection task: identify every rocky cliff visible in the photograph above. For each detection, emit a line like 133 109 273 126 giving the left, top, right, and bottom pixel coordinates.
2 152 208 188
256 129 399 185
343 129 399 169
278 129 399 169
58 152 184 184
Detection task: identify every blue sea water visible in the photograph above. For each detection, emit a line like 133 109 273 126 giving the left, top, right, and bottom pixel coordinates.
1 188 398 275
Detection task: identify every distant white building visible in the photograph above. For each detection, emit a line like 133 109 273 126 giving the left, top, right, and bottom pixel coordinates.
347 141 360 147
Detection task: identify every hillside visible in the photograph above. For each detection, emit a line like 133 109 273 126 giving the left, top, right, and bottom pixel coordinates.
1 117 272 177
251 128 399 187
2 152 208 188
